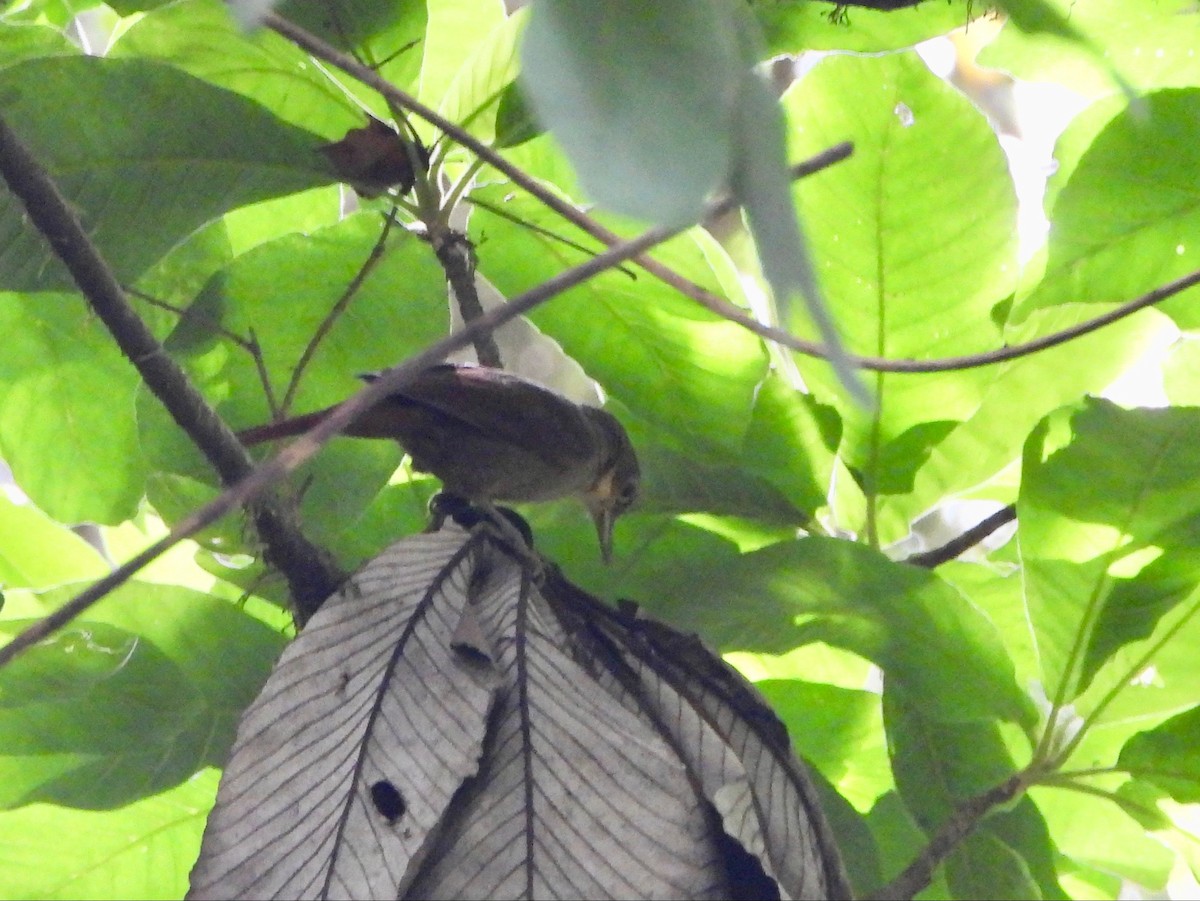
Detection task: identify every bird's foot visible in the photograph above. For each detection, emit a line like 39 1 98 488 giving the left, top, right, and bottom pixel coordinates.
427 493 543 576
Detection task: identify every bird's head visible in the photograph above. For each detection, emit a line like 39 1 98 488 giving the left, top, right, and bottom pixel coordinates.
579 408 640 563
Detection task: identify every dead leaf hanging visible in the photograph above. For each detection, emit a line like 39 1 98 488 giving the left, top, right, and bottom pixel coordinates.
319 116 428 198
188 524 851 900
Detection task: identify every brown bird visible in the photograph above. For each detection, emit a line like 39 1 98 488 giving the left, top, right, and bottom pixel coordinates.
238 364 640 561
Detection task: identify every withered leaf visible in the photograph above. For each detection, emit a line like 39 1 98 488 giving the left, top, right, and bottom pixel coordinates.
319 116 428 198
189 524 850 900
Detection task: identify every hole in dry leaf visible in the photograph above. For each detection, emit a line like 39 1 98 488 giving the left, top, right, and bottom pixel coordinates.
370 780 406 824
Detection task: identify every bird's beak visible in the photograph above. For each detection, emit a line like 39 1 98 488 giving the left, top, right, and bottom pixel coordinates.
589 502 615 564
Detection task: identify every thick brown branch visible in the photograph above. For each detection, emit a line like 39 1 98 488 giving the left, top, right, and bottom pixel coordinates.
0 112 342 623
433 229 502 367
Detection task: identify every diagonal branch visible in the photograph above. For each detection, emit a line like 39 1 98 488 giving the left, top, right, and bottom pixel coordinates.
906 505 1017 568
264 14 1200 377
0 111 343 623
865 771 1029 901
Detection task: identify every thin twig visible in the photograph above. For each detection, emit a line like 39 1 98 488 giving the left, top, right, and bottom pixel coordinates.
0 111 343 623
124 286 257 351
468 194 638 280
282 208 399 414
906 505 1017 568
127 287 283 418
864 772 1029 901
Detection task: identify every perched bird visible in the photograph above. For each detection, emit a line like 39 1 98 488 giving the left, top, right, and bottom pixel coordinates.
237 364 640 561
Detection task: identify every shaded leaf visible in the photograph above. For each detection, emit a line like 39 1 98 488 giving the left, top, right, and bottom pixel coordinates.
0 583 284 809
981 0 1200 99
0 293 146 524
0 768 219 900
0 56 334 292
1019 399 1200 703
519 0 739 225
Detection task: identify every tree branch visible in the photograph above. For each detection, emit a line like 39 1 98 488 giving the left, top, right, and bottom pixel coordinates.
433 228 502 368
282 209 398 415
906 504 1016 568
0 111 343 623
865 772 1028 901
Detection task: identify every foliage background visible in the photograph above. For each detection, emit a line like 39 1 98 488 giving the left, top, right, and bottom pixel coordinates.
0 0 1199 897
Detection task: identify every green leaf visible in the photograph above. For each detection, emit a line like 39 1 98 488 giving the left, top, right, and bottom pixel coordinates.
615 535 1034 726
885 696 1065 900
519 0 740 225
1119 705 1200 802
0 55 334 292
0 583 285 809
981 0 1200 98
436 9 526 148
494 79 542 149
879 304 1170 545
756 679 890 811
782 51 1017 503
1030 784 1175 889
864 791 952 900
1020 399 1200 703
0 19 75 67
1014 90 1200 325
0 495 107 588
415 0 504 109
0 293 146 523
740 370 840 518
112 0 354 134
140 212 448 558
0 768 218 899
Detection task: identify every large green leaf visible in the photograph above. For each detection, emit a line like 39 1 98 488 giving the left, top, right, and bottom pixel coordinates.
589 532 1035 726
1029 784 1175 889
0 496 107 588
782 51 1017 507
112 0 358 134
140 211 449 560
879 305 1171 544
0 55 334 292
415 0 504 110
0 768 218 899
1119 704 1200 803
756 679 890 812
981 0 1200 98
0 294 146 523
1014 90 1200 326
1020 399 1200 709
519 0 741 225
884 695 1065 900
0 583 285 809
